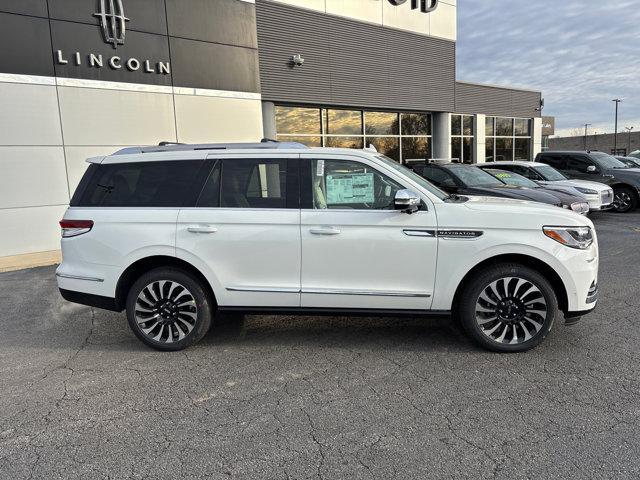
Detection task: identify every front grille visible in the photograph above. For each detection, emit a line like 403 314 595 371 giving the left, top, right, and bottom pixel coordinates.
601 190 613 204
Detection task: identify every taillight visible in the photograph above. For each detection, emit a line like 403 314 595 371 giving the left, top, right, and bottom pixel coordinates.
59 220 94 238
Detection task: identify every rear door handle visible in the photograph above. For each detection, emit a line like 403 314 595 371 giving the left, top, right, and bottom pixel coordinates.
187 225 218 234
310 227 341 236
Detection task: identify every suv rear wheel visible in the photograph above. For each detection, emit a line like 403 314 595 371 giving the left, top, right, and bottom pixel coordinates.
457 264 558 353
612 185 638 213
126 268 213 351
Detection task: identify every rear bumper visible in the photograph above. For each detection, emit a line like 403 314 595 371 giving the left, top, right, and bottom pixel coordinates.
59 288 121 312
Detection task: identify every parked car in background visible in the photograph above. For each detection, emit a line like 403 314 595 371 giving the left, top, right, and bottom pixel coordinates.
535 151 640 213
480 168 590 215
629 150 640 160
409 161 564 208
57 143 599 353
616 156 640 168
483 161 614 212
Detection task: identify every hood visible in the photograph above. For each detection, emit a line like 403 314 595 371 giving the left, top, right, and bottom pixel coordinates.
458 195 594 230
462 185 560 205
549 179 612 192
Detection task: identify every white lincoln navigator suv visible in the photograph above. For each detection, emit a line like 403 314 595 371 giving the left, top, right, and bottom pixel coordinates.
57 142 599 353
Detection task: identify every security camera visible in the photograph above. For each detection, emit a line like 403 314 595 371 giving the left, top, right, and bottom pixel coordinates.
291 54 305 67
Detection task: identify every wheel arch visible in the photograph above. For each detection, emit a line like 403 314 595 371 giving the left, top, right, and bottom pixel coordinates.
452 253 569 314
115 256 216 312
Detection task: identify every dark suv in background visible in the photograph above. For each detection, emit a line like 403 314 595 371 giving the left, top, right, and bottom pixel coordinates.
535 151 640 213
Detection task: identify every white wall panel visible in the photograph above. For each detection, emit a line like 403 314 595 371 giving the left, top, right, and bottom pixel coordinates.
174 95 263 144
326 0 382 24
57 86 177 146
382 1 430 36
0 147 69 208
0 83 62 146
430 2 456 40
0 205 67 256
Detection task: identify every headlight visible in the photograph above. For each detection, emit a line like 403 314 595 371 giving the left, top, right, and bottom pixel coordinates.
543 226 593 249
570 202 590 215
575 187 598 195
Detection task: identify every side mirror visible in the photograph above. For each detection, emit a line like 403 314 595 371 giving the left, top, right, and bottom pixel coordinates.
394 189 421 214
586 165 597 173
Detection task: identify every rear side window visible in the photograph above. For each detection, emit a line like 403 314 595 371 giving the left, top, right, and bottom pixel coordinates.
198 159 291 209
538 154 566 170
74 160 204 207
421 166 457 188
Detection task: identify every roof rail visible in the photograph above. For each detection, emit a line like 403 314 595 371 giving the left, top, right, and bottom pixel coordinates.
112 140 309 155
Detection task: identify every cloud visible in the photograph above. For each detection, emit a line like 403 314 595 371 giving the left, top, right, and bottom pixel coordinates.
456 0 640 137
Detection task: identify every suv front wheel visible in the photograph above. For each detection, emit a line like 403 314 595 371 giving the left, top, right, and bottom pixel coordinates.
457 264 558 352
126 268 213 351
612 186 638 213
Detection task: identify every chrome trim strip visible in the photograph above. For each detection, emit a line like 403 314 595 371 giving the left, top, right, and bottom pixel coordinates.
302 288 431 298
403 229 436 237
56 273 104 283
226 286 300 294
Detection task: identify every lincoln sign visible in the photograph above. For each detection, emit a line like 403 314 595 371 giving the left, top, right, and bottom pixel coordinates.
53 0 170 76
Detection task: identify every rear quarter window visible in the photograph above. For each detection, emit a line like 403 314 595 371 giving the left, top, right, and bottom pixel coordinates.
72 160 205 207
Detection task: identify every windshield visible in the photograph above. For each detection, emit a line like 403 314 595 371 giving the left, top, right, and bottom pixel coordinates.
375 154 449 200
590 151 628 169
448 165 503 187
487 169 538 188
533 165 567 181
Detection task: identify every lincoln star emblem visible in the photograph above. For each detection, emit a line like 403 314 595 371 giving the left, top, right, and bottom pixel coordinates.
94 0 130 49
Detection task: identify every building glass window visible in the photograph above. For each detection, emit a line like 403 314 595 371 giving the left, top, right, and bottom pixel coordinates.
275 105 432 163
485 116 532 161
451 114 474 163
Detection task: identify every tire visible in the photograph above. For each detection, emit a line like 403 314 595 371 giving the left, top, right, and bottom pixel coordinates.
126 267 213 351
612 186 638 213
455 263 558 353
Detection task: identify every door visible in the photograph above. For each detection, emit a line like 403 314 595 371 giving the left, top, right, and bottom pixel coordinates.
300 154 438 310
563 154 598 181
176 154 301 307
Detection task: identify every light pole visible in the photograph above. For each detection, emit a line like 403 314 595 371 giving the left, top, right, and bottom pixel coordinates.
626 126 634 154
583 123 591 150
612 99 622 154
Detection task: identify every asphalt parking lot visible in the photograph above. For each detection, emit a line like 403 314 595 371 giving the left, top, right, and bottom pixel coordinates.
1 212 639 479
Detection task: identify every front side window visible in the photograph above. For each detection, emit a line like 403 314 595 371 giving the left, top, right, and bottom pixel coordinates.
77 160 203 207
566 155 594 174
310 159 403 210
220 159 288 209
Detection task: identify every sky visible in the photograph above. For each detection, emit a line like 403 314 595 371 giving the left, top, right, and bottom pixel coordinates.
456 0 640 137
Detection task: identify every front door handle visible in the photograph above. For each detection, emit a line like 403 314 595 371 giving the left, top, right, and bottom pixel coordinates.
187 225 218 234
310 227 341 236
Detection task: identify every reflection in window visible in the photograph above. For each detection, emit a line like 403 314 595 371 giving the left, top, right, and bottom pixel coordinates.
486 117 495 136
276 135 322 147
401 113 431 135
496 117 514 136
496 138 514 161
324 109 362 135
486 117 532 161
402 137 431 161
325 137 364 149
365 112 399 135
275 105 432 163
366 137 400 161
515 138 531 160
515 119 530 137
275 106 321 135
451 114 474 163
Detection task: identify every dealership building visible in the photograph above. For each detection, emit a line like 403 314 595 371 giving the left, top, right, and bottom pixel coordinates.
0 0 543 269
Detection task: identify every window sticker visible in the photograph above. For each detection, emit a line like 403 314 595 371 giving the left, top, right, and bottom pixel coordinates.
326 173 375 204
316 160 325 177
494 172 511 179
